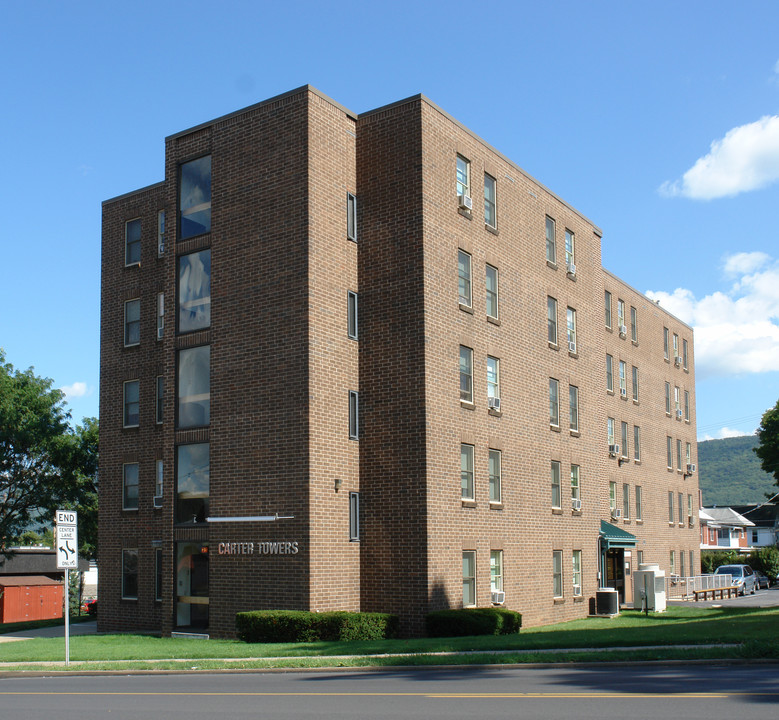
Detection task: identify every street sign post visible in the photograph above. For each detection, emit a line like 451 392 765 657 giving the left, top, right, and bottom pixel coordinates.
55 510 78 666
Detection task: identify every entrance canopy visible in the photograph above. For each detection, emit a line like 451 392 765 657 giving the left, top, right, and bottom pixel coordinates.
600 520 637 549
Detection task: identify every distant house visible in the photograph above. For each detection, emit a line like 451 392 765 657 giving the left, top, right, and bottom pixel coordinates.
699 507 753 551
731 504 779 548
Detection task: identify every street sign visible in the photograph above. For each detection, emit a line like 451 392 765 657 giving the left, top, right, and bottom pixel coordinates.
56 510 77 526
55 509 78 570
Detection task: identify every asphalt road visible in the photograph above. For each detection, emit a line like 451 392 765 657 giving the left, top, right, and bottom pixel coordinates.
0 664 777 719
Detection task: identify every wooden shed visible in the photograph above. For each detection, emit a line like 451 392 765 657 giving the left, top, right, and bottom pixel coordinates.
0 575 64 623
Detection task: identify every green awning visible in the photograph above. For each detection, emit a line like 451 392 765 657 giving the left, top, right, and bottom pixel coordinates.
600 519 637 549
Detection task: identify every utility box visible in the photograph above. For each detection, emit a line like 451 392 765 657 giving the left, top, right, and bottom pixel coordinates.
633 563 666 612
594 587 619 616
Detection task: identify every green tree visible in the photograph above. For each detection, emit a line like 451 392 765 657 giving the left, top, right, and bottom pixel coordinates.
754 399 779 497
0 350 98 557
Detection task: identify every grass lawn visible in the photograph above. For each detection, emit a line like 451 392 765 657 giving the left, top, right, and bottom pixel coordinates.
1 606 778 670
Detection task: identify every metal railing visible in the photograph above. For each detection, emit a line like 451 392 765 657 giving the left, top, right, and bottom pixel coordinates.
665 574 732 600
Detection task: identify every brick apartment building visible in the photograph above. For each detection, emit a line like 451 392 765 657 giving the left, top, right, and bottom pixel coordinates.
99 86 700 637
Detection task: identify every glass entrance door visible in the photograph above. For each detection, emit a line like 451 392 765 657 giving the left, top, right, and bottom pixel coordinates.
176 542 209 628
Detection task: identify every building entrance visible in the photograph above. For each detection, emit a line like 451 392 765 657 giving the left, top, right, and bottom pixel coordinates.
176 542 209 628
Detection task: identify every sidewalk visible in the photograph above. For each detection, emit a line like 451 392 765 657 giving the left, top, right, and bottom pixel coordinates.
0 620 98 643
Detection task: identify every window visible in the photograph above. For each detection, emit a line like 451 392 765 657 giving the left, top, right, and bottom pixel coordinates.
674 386 681 414
619 361 627 396
684 391 690 421
572 550 582 596
607 417 615 446
677 439 682 471
176 442 209 524
456 156 470 198
347 193 357 242
630 306 638 342
673 333 679 360
177 346 210 428
617 299 626 332
553 550 563 598
122 549 138 600
678 492 684 524
349 391 359 440
686 442 692 467
566 307 577 352
123 463 139 510
668 491 674 523
569 385 579 432
564 229 575 269
690 550 695 576
349 492 360 541
547 297 558 345
490 550 503 592
155 459 163 500
179 155 211 239
665 382 671 414
571 464 580 502
663 327 670 360
124 299 140 346
683 338 688 369
487 356 500 403
484 174 497 228
687 494 693 523
125 219 141 266
604 290 612 329
609 481 617 511
622 483 630 519
551 460 561 508
347 291 359 340
178 249 211 333
549 378 560 426
157 210 165 256
486 265 499 319
752 529 759 544
156 375 164 424
462 551 476 606
123 380 139 428
633 425 641 462
461 444 474 500
667 437 673 468
459 346 473 403
635 485 643 520
680 549 686 578
621 422 629 458
155 547 163 602
670 550 676 576
545 216 556 264
489 449 502 503
637 550 644 566
156 293 164 341
458 250 472 307
606 354 614 392
632 366 639 402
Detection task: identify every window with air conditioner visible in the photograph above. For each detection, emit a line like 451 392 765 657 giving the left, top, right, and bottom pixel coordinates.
487 356 500 408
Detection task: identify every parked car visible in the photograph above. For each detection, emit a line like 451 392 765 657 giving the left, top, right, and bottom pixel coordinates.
754 571 771 590
714 564 757 595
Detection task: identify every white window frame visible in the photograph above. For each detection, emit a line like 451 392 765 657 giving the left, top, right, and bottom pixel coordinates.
123 462 139 511
571 464 580 502
630 306 638 342
347 291 359 340
123 380 139 428
458 250 472 307
490 550 503 592
569 385 579 432
566 307 577 352
484 173 497 229
564 229 575 269
456 155 470 199
606 354 614 392
489 449 502 504
607 417 615 446
667 436 673 469
347 192 357 242
664 327 670 360
124 299 140 347
551 460 561 508
604 290 612 329
462 550 476 607
486 264 499 320
547 296 558 345
617 299 626 331
621 421 629 459
487 356 500 404
619 360 627 396
157 292 164 341
635 485 643 520
572 550 582 596
634 425 641 462
549 378 560 427
553 550 563 598
460 346 473 404
461 443 474 500
632 365 639 402
609 481 617 511
545 216 556 264
155 459 163 501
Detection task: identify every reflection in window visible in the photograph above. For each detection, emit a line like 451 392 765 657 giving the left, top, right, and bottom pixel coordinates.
176 541 209 628
176 443 209 524
178 346 210 428
179 156 211 239
178 250 211 332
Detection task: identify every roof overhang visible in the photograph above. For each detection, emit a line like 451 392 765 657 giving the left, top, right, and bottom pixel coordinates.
600 520 637 549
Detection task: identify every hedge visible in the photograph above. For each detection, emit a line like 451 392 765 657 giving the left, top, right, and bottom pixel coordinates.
425 608 522 637
235 610 399 643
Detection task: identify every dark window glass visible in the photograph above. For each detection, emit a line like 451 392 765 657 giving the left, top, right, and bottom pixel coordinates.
176 443 209 524
178 249 211 333
178 346 210 428
179 156 211 239
122 549 138 599
125 219 141 265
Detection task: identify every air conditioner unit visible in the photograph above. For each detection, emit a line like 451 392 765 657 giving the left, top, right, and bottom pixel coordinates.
688 518 695 528
157 326 164 340
153 496 163 508
608 443 620 457
158 239 165 255
674 356 681 366
568 341 576 353
686 463 696 474
619 324 627 336
566 262 577 276
611 508 622 519
458 194 473 210
491 591 505 605
488 396 501 411
620 388 627 398
571 498 582 511
573 584 582 596
676 409 683 420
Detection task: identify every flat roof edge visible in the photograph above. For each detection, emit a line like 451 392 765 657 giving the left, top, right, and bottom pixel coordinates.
102 180 165 207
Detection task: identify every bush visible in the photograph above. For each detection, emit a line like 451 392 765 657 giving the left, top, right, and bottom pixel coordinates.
425 608 522 637
235 610 398 643
700 549 741 574
746 546 779 579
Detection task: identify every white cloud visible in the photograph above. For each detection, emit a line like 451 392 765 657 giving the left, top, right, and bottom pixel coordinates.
659 115 779 199
646 254 779 379
60 381 90 400
701 427 752 441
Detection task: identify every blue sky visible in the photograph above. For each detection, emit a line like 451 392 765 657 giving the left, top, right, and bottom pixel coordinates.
1 1 778 440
